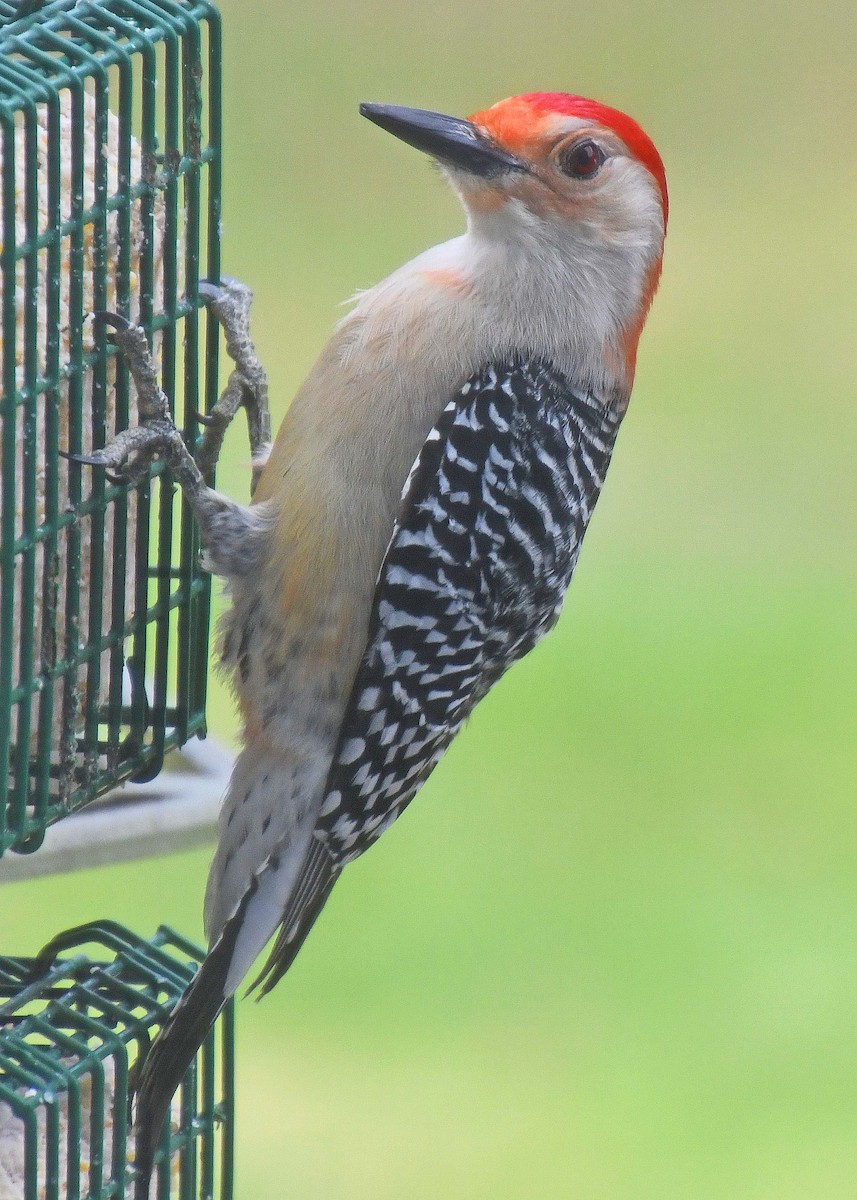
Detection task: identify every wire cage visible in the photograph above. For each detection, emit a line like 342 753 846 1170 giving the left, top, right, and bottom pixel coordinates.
0 0 223 856
0 921 234 1199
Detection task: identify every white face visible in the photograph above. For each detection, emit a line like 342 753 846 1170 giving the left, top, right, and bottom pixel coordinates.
356 98 666 391
453 115 666 272
421 114 666 391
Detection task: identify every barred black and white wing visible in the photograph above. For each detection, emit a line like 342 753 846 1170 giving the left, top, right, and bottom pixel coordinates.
316 358 623 865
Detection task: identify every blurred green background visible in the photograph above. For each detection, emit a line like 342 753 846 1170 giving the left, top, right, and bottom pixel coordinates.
7 1 857 1196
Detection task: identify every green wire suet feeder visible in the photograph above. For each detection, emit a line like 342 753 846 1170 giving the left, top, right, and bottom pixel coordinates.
0 922 234 1199
0 0 222 855
0 4 232 1194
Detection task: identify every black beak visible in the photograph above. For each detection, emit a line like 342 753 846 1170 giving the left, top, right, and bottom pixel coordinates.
360 103 527 178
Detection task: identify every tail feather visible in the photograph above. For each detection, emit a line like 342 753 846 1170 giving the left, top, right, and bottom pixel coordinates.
133 837 340 1198
133 879 257 1200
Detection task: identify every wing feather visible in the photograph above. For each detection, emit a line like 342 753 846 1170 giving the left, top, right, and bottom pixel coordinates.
316 358 621 865
247 837 340 998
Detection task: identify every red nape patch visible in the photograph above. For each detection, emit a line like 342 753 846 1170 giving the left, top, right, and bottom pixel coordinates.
486 92 668 221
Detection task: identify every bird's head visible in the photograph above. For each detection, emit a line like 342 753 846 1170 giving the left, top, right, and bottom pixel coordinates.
361 93 667 380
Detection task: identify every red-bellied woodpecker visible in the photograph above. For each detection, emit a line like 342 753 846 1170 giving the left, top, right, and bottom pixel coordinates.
77 92 667 1194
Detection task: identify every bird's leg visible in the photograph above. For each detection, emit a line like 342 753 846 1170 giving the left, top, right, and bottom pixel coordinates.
72 312 264 578
195 277 271 495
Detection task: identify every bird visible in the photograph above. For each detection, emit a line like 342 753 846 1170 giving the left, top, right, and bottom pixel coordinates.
79 91 667 1195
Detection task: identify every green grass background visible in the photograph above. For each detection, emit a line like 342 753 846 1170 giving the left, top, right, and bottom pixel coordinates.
6 1 857 1195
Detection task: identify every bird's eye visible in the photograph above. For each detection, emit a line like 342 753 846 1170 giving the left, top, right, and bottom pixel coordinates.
557 139 605 180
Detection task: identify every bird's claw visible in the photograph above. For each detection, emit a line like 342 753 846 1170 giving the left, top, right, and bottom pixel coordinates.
59 448 109 468
60 420 184 492
198 277 253 329
198 280 221 303
191 408 219 427
59 447 130 485
198 275 245 304
92 309 132 331
91 310 134 341
59 448 128 484
104 469 130 487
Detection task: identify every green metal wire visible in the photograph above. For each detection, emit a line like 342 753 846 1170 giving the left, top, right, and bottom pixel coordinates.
0 921 233 1199
0 0 222 854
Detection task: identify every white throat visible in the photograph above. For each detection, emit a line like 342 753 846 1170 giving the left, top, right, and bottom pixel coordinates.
463 196 659 389
352 197 658 402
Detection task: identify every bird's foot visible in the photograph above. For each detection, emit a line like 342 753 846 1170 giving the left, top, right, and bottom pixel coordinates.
71 311 262 579
196 276 271 491
75 313 205 498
